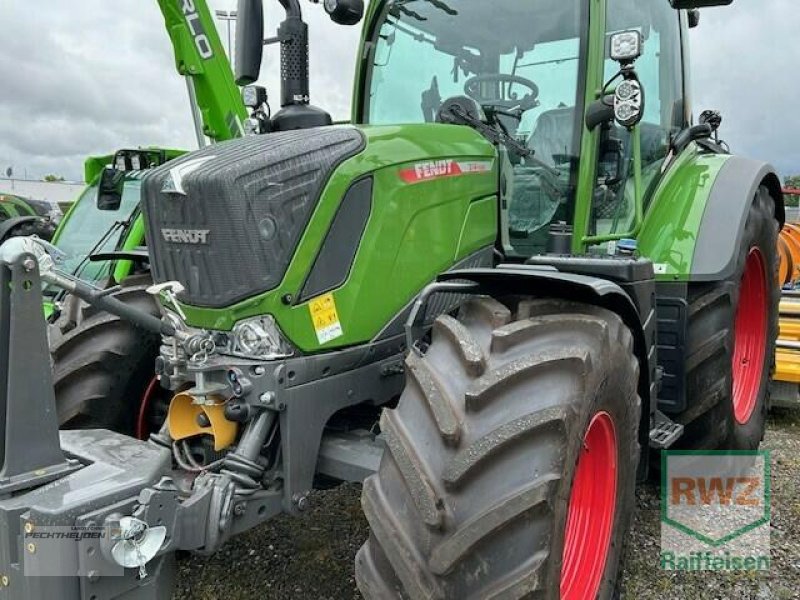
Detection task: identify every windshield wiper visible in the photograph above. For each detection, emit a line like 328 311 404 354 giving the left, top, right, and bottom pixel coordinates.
72 217 130 281
425 0 457 15
447 103 532 158
394 4 426 22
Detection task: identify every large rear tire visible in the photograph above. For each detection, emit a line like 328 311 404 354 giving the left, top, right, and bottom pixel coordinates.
48 276 163 436
356 297 641 599
679 185 779 450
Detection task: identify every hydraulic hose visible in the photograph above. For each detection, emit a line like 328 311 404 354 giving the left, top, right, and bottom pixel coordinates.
41 270 177 338
221 410 277 491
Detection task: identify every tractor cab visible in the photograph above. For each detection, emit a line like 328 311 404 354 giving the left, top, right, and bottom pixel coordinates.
358 0 691 257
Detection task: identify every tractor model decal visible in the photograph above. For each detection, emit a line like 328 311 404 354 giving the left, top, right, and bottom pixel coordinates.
398 159 493 184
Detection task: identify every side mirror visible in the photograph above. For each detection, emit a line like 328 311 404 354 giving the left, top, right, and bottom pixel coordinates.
669 0 732 8
235 0 264 85
323 0 364 25
97 168 124 211
688 9 700 28
585 95 616 131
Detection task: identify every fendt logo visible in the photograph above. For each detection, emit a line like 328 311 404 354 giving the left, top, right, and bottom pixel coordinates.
398 159 493 184
181 0 213 59
413 159 455 180
161 229 211 245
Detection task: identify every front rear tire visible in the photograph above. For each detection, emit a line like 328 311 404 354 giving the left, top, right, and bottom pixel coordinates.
356 297 641 600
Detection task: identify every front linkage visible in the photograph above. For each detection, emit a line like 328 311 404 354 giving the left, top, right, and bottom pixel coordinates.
0 238 396 599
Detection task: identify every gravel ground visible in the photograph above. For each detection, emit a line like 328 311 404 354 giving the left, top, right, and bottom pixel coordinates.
174 407 800 600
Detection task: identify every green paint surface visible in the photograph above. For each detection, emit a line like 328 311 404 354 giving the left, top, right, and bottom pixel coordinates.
179 124 498 352
638 148 730 281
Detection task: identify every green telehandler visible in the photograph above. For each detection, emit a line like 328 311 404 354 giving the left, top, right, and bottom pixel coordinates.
46 0 251 434
48 0 248 296
0 0 782 598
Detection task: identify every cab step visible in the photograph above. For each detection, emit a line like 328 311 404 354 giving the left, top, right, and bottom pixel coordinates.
649 410 684 449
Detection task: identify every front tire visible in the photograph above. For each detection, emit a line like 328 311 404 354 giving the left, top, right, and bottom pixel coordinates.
356 297 641 599
48 276 163 435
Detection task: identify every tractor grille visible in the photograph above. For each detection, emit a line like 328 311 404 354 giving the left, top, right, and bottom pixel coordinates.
141 127 365 308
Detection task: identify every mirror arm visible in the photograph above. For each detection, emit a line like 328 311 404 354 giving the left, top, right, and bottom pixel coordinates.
278 0 302 18
670 123 714 154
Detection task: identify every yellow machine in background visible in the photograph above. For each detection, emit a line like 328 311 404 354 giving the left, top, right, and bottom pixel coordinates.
773 189 800 405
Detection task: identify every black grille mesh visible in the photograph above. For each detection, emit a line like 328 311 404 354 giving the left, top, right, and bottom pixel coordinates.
141 127 365 308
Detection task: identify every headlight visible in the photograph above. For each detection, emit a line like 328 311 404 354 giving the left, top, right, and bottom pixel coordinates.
241 85 267 109
613 78 643 128
609 30 643 64
231 316 293 359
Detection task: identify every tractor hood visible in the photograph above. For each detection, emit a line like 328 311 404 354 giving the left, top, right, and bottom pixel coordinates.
141 127 365 308
141 123 498 349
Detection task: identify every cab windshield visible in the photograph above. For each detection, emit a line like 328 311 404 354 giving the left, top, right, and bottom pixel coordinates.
54 180 142 284
363 0 586 256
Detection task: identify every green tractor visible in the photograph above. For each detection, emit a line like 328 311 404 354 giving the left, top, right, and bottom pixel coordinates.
0 0 782 598
0 193 58 243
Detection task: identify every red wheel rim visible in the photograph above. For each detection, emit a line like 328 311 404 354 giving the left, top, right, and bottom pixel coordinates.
560 411 618 600
732 248 768 425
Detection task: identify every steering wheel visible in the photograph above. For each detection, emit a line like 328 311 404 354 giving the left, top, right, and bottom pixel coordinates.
464 74 540 112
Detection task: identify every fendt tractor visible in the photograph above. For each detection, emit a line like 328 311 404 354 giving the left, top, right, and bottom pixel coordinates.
0 194 58 244
0 0 782 598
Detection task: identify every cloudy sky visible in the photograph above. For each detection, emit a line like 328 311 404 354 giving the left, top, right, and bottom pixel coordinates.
0 0 796 182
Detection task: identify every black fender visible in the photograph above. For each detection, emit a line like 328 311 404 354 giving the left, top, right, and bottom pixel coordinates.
692 157 783 282
0 216 41 244
437 266 656 477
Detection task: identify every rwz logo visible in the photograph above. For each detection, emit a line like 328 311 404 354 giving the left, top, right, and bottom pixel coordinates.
162 228 211 245
181 0 214 59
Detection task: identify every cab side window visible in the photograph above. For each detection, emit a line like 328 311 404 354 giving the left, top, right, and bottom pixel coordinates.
592 0 685 236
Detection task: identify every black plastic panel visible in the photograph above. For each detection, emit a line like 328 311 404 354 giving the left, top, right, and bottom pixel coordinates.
526 254 655 281
655 296 688 413
299 177 373 302
141 127 365 308
692 156 782 281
